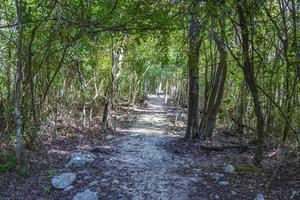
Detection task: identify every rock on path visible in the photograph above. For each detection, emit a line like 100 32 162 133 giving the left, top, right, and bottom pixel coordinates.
51 172 77 190
73 189 98 200
66 151 96 168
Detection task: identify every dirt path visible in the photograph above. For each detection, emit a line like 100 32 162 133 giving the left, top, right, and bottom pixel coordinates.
97 95 199 199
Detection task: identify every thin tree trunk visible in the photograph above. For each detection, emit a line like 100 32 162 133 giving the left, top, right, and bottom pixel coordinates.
237 0 265 165
15 0 24 173
102 37 115 128
202 12 227 139
235 82 246 134
186 0 201 139
165 80 168 104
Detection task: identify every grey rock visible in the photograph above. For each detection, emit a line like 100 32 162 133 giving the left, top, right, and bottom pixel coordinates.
214 194 220 199
218 181 229 186
254 194 265 200
73 189 98 200
112 179 120 184
67 151 96 168
224 164 235 174
51 172 76 189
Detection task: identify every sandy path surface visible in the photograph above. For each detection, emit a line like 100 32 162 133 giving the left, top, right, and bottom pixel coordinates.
98 95 199 200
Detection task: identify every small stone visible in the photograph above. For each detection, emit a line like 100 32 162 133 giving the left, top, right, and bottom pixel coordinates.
291 190 300 198
84 175 92 180
63 185 74 192
106 135 113 139
104 171 111 176
166 113 173 117
112 179 120 184
51 172 76 189
73 189 98 200
209 172 224 181
224 164 235 174
254 194 265 200
189 177 199 183
218 181 229 186
100 181 110 187
181 113 188 120
89 180 98 187
214 194 220 199
66 151 96 168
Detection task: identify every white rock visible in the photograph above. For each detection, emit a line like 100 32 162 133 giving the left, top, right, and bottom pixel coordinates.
73 189 98 200
224 164 235 174
214 194 220 199
218 181 229 186
51 172 77 189
254 194 265 200
67 151 96 167
180 113 188 120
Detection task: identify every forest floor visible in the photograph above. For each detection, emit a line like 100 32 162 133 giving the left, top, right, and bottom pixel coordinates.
0 95 296 200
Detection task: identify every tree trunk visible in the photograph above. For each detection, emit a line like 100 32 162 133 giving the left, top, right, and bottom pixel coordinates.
237 0 265 165
186 0 201 139
102 37 116 128
201 12 227 139
15 0 24 173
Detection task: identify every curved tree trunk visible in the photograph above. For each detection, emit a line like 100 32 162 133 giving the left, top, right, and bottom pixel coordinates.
237 0 265 165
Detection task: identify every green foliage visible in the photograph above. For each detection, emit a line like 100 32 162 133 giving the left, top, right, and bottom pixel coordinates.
236 165 263 174
47 170 56 179
0 150 16 173
0 0 299 172
43 185 53 195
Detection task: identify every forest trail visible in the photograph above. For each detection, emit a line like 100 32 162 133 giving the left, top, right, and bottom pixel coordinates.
98 95 199 199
